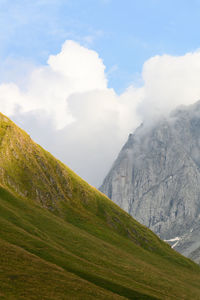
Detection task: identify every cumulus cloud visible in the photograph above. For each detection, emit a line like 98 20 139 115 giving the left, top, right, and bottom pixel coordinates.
1 41 200 186
0 40 107 129
139 52 200 120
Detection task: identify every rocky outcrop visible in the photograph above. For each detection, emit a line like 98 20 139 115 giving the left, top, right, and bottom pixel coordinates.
100 100 200 262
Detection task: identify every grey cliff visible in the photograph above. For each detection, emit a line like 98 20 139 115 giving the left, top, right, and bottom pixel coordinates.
100 100 200 263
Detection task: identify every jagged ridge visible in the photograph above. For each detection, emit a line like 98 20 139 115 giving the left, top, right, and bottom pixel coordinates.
100 100 200 263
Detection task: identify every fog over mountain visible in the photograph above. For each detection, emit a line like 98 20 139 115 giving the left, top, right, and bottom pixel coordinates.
100 100 200 263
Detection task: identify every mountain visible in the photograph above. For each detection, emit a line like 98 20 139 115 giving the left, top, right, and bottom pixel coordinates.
100 100 200 264
1 113 200 299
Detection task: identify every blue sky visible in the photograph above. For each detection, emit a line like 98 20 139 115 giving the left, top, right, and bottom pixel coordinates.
1 0 200 92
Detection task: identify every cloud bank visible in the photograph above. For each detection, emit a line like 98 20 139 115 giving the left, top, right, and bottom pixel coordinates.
1 41 200 186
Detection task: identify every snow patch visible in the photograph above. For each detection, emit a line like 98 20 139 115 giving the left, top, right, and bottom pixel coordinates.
164 237 180 249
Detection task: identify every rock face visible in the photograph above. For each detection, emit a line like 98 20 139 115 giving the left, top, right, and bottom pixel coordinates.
100 100 200 262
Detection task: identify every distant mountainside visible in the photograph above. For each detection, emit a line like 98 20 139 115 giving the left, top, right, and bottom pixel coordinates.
100 100 200 264
1 113 200 299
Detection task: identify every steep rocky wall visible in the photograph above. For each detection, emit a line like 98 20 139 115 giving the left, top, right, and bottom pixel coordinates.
100 101 200 261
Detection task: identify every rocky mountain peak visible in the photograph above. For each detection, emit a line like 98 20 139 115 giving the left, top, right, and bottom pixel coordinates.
100 100 200 262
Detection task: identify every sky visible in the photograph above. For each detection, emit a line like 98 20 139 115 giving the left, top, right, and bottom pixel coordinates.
1 0 200 186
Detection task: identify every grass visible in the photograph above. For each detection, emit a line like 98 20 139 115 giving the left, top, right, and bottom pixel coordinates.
0 113 200 299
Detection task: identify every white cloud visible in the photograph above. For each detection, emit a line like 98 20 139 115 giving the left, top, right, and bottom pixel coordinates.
1 42 200 186
139 52 200 120
0 40 108 129
48 40 107 92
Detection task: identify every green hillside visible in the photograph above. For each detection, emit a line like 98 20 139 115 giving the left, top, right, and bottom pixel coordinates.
0 113 200 299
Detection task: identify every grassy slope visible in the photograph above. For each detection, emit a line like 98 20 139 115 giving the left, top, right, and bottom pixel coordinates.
0 113 200 299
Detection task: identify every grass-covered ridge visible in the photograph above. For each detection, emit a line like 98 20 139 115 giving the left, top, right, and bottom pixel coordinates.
0 112 200 299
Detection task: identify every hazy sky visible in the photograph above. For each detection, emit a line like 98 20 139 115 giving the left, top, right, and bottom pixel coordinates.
1 0 200 186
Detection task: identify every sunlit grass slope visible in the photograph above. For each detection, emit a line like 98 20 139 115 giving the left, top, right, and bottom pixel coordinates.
0 113 200 299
